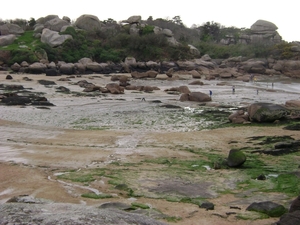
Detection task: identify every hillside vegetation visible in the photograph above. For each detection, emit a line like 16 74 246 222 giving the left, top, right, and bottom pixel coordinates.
0 17 297 66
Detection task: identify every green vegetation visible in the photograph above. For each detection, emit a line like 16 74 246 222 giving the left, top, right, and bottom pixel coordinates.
81 193 113 199
57 168 105 184
131 202 150 209
1 16 298 65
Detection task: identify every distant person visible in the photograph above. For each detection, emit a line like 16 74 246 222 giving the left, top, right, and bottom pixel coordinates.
257 89 259 95
209 90 212 97
250 74 254 82
232 85 235 94
272 82 274 88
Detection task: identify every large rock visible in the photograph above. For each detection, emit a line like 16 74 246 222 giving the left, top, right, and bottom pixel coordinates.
241 59 266 74
227 149 246 167
276 195 300 225
0 34 16 47
28 62 47 74
285 100 300 108
183 92 211 102
188 44 200 56
36 15 59 25
251 20 278 33
290 195 300 213
0 23 24 35
59 63 74 75
250 20 281 43
123 15 142 24
248 102 289 122
246 201 287 217
86 62 102 72
44 17 70 32
106 83 124 94
0 202 166 225
74 14 103 32
273 60 300 78
41 29 72 47
228 110 249 124
277 210 300 225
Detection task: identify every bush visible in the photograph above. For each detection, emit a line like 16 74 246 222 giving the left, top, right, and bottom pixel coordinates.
8 49 39 65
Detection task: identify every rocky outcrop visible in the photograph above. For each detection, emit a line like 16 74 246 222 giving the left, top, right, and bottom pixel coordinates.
44 17 70 32
272 60 300 78
74 14 103 32
221 20 282 45
122 15 142 24
180 92 211 102
246 201 287 217
41 29 72 47
250 20 281 43
28 62 47 74
0 23 24 35
0 34 16 47
228 110 249 124
247 102 289 122
0 201 166 225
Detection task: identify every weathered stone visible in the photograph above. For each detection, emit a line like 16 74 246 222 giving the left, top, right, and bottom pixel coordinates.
189 80 204 85
74 14 103 32
123 15 141 24
0 202 167 225
0 23 24 35
11 63 21 72
246 201 287 217
251 20 278 33
36 15 59 24
45 68 59 76
146 70 158 78
131 71 148 79
277 210 300 225
106 83 124 94
59 63 74 75
44 17 70 32
41 29 72 47
188 44 200 56
188 92 211 102
0 34 16 47
28 62 47 74
228 110 249 124
199 202 214 210
248 102 289 122
227 149 246 167
190 70 201 78
5 75 13 80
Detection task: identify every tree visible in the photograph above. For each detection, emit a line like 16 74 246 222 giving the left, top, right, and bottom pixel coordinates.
199 21 221 41
103 18 116 24
172 16 183 26
28 18 36 28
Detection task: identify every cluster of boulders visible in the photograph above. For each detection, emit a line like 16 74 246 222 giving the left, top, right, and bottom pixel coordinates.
228 101 300 124
0 83 54 106
220 20 282 45
3 51 300 79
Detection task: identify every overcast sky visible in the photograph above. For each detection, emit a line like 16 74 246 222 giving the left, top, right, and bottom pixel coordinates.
1 0 298 42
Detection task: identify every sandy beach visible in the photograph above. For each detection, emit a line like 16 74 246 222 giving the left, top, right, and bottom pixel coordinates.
0 72 300 225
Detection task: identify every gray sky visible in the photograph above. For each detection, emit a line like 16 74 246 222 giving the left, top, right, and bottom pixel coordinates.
1 0 298 42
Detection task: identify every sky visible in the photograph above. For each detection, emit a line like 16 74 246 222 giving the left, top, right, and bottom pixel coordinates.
1 0 298 42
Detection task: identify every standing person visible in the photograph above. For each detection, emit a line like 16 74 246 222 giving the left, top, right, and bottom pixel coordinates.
232 85 235 94
209 90 212 98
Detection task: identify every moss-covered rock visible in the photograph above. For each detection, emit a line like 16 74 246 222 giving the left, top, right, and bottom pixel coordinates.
227 149 246 167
